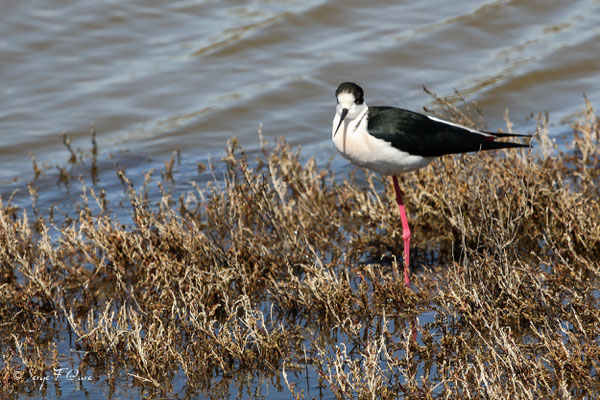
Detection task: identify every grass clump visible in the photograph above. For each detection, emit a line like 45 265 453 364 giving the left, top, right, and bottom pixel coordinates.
1 100 600 399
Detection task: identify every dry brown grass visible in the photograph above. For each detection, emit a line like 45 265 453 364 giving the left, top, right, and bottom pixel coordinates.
1 99 599 399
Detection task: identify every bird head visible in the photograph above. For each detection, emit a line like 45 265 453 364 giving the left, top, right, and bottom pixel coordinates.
334 82 367 137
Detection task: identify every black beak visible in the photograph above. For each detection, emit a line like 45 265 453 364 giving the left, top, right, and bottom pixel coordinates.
334 108 349 137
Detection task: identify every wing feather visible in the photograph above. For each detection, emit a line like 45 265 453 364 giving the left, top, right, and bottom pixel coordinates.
367 107 529 157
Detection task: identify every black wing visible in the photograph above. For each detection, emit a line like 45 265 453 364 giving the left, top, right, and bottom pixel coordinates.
367 106 529 157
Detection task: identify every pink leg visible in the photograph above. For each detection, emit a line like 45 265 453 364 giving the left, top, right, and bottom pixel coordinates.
392 176 411 288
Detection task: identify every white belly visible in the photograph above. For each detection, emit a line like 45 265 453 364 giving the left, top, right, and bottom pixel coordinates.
332 118 433 176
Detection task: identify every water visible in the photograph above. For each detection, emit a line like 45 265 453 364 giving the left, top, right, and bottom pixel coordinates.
2 0 600 397
2 0 600 190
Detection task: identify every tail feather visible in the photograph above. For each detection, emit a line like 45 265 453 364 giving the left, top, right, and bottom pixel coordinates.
480 140 530 151
483 130 533 138
482 130 533 151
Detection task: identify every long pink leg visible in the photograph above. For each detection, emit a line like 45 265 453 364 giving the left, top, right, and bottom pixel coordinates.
392 176 417 342
392 176 411 288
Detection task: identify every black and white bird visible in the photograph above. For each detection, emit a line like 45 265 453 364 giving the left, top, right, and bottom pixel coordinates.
332 81 530 287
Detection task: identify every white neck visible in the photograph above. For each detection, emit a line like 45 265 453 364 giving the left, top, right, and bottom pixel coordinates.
331 102 369 139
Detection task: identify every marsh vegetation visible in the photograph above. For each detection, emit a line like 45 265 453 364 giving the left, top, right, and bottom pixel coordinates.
1 98 599 399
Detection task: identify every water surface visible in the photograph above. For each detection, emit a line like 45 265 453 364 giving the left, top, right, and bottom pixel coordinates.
2 0 598 190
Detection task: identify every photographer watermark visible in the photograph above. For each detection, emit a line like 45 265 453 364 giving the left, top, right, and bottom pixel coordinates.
12 367 92 390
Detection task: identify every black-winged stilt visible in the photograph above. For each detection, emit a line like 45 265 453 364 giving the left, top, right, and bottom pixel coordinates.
332 82 530 287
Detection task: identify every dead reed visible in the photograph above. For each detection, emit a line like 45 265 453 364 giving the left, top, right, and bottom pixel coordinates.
1 99 599 399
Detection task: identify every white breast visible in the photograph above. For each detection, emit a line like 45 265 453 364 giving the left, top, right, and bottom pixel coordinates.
332 109 433 176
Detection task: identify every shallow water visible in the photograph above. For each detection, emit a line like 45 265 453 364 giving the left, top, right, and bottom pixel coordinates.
2 0 599 190
2 0 600 398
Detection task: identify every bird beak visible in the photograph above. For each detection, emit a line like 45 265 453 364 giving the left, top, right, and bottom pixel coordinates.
334 108 349 137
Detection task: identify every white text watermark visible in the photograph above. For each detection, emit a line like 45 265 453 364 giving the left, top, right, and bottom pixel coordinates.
13 368 92 390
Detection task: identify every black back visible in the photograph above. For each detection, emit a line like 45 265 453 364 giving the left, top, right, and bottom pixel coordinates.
367 106 528 157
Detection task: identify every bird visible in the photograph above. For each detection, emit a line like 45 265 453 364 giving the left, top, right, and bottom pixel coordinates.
332 81 531 288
